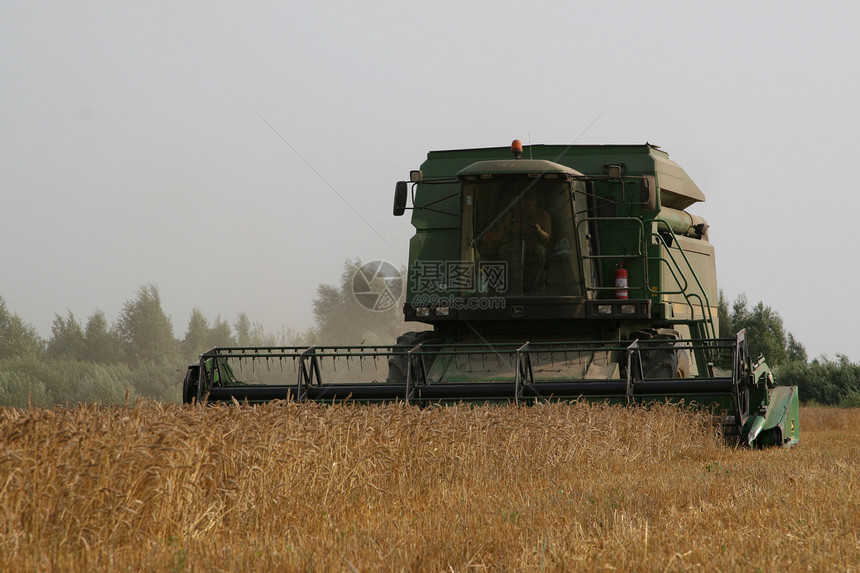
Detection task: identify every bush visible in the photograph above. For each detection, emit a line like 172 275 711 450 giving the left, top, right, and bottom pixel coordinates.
776 355 860 406
128 358 184 402
69 364 138 406
841 389 860 408
0 358 138 406
0 370 48 408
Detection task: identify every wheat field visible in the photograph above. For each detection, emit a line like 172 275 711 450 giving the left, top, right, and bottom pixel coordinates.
0 400 857 572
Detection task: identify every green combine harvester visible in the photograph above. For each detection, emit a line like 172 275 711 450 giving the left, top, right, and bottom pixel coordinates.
182 140 799 447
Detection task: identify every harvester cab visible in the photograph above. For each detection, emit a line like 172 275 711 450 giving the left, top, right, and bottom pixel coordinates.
183 140 799 448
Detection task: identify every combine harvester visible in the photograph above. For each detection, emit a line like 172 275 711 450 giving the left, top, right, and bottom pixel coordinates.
182 141 799 447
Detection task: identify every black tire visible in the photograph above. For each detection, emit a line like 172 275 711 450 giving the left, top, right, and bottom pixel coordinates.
676 347 692 378
629 329 690 379
182 365 200 404
386 331 439 383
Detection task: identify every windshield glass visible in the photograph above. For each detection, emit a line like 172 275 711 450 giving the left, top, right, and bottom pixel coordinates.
460 175 586 297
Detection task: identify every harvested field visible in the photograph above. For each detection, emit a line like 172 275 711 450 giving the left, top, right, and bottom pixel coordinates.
0 401 857 572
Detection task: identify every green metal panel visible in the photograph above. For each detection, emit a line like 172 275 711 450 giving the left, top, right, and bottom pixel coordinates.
764 385 800 447
659 236 718 319
410 143 703 224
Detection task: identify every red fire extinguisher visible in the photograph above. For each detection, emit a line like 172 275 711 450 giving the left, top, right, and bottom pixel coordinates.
615 263 628 300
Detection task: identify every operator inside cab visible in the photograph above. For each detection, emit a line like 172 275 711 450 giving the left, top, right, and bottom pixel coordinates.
462 168 586 298
493 188 552 293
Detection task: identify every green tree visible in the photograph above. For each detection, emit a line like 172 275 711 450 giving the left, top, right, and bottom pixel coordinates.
717 290 733 338
735 300 788 366
730 293 750 332
182 310 239 362
182 308 210 361
0 296 43 359
82 310 123 363
235 313 280 346
717 291 805 367
309 259 407 345
47 311 85 360
786 332 808 364
234 313 253 346
207 315 234 349
115 284 177 365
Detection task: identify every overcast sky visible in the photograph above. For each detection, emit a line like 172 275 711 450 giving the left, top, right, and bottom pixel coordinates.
2 1 858 361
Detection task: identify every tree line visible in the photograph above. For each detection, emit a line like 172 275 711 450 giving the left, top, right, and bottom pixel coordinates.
0 260 858 407
0 284 285 407
0 260 407 407
717 292 859 407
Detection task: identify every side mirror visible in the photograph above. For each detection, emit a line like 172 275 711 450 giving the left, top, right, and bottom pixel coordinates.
393 181 408 216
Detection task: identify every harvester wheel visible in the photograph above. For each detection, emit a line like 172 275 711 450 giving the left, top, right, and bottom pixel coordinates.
387 331 440 383
629 329 691 379
182 365 200 405
677 347 691 378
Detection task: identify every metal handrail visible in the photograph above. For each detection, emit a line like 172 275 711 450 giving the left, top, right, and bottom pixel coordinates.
573 212 716 340
576 216 647 294
644 223 716 340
